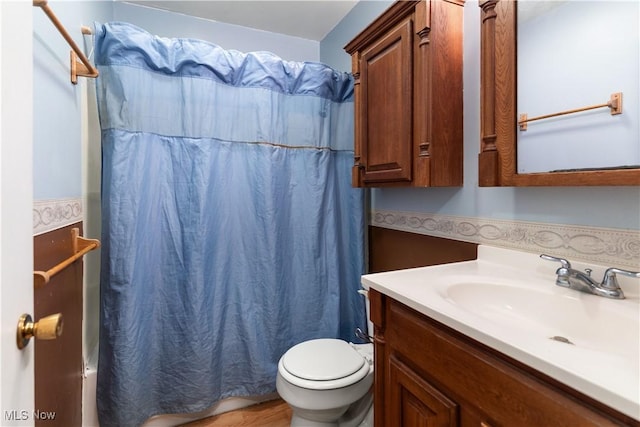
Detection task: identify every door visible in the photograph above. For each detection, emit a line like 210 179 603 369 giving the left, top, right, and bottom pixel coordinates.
359 17 414 184
1 1 35 425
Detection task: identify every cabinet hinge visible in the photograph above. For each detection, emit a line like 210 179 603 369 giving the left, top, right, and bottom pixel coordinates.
419 142 430 157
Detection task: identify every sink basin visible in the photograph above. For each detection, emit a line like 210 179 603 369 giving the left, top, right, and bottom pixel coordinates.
443 282 639 357
361 246 640 420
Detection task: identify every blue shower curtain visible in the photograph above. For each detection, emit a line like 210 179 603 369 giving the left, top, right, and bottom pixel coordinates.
93 22 365 427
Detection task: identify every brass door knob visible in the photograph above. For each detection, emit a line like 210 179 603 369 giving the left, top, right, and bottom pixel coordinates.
16 313 63 350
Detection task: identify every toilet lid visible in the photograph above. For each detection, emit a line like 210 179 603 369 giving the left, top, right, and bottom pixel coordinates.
282 339 365 381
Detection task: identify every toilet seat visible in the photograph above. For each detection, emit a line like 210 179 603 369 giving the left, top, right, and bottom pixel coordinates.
279 339 371 390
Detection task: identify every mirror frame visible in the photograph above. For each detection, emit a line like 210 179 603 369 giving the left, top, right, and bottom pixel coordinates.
478 0 640 186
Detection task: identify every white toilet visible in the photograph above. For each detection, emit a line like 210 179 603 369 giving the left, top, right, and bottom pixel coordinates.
276 338 374 427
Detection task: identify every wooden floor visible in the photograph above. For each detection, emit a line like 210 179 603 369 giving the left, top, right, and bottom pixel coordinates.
181 399 292 427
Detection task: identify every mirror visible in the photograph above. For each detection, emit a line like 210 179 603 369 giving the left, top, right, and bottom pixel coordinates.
478 0 640 186
517 1 638 173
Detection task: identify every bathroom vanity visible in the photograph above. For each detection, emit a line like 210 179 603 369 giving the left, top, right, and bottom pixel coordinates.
362 246 640 426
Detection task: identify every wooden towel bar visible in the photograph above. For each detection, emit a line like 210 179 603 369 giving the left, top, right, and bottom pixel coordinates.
519 92 623 131
34 228 100 288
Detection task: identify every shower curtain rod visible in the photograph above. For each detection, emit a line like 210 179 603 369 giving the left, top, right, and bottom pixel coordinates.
33 0 99 84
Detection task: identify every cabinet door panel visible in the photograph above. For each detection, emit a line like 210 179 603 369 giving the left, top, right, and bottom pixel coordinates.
388 355 458 427
360 19 413 184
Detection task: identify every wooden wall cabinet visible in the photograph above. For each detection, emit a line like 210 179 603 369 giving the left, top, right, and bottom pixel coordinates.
369 289 638 427
345 0 464 187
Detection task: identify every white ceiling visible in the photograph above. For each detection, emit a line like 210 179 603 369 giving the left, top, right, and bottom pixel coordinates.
122 1 360 41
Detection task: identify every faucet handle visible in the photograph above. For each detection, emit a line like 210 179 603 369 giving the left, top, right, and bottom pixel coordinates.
601 267 640 290
540 254 573 287
540 254 572 269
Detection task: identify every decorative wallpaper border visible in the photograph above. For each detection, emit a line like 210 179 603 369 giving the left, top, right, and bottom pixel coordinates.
29 202 640 268
33 198 83 236
372 210 640 269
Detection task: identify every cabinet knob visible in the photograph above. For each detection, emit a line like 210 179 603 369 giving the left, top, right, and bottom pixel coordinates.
16 313 64 349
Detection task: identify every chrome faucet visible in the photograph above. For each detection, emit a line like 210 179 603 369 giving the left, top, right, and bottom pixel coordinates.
540 254 640 299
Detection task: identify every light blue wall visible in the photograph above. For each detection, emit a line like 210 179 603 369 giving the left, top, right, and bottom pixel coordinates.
33 1 113 199
113 2 320 63
320 0 393 70
320 0 640 230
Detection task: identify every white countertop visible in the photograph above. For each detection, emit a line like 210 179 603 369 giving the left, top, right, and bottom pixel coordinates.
361 245 640 421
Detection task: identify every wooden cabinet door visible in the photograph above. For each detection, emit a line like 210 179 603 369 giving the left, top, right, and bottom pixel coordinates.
388 355 458 427
359 18 413 184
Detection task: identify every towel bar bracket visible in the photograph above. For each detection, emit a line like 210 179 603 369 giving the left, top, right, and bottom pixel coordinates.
71 51 98 84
